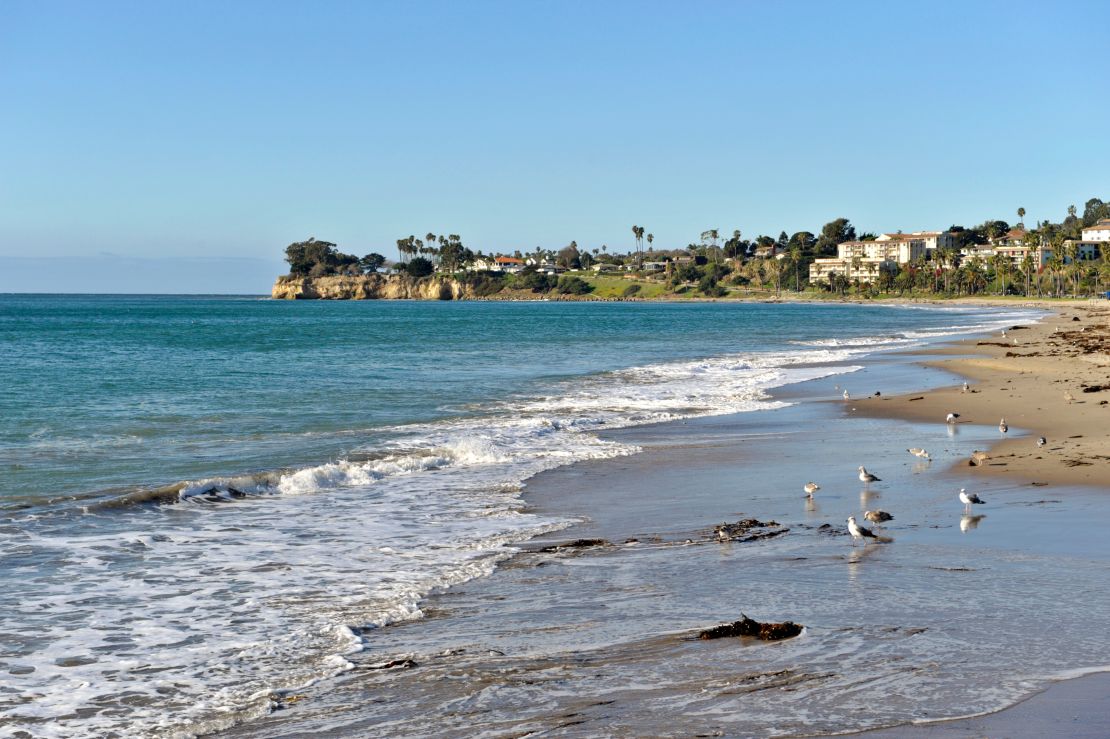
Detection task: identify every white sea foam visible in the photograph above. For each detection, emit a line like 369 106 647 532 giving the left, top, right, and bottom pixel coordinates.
0 308 1046 738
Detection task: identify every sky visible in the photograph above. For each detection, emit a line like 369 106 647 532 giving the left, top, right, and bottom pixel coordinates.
1 0 1108 293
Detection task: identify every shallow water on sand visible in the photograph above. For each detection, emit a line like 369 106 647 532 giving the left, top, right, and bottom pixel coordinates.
0 298 1050 737
220 353 1110 738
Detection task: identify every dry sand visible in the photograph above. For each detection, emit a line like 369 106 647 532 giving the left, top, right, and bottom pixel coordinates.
851 300 1110 488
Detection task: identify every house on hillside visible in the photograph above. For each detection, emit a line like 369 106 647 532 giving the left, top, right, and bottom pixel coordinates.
471 256 526 273
809 235 927 284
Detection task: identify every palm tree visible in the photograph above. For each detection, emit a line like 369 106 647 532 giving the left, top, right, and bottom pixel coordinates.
646 233 653 256
1017 207 1025 228
1021 253 1035 296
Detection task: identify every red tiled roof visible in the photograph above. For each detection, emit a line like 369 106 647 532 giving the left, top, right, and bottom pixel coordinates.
495 256 524 264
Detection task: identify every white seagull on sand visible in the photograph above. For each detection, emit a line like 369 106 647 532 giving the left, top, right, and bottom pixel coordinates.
1037 436 1047 447
858 466 881 484
999 418 1008 433
843 389 851 400
847 515 879 544
946 412 961 424
907 448 931 459
804 482 821 496
962 381 970 393
959 488 985 511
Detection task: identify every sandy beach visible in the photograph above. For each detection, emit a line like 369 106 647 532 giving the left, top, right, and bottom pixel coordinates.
214 300 1110 738
852 300 1110 488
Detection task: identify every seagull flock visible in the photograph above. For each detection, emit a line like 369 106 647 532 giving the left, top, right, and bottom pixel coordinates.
809 388 1029 546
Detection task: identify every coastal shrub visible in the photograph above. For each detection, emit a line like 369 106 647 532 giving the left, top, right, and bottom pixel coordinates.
465 272 508 297
404 257 435 278
730 273 751 286
556 276 594 295
697 274 719 293
622 284 642 297
674 264 701 283
514 271 558 292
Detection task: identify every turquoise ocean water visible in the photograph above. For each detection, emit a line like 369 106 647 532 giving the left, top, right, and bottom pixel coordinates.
0 296 1040 736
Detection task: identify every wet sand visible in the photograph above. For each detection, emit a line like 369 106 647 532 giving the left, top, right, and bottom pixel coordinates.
852 301 1110 488
218 311 1110 737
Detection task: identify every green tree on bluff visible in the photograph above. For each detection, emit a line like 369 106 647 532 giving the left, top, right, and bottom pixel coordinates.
815 218 856 257
284 238 359 277
359 253 386 273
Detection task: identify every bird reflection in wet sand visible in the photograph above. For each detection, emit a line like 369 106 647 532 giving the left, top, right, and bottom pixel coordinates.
805 496 820 515
860 487 881 507
960 514 986 532
911 460 932 475
847 544 880 585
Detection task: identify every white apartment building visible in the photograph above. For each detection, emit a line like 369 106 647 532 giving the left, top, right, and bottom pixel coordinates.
1082 219 1110 242
809 235 927 284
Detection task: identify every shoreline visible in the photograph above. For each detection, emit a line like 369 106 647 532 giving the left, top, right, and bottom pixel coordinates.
208 301 1110 739
847 302 1109 488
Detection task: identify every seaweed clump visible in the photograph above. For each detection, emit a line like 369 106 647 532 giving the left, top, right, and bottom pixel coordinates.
698 614 803 641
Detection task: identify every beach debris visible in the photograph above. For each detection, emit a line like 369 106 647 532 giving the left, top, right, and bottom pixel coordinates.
946 412 961 424
908 395 925 401
858 466 881 483
366 658 419 670
873 391 882 397
959 488 985 511
804 482 821 496
847 515 891 544
864 510 894 523
969 450 990 466
907 448 931 459
1037 436 1047 447
714 519 787 543
999 418 1008 434
535 538 611 553
1082 384 1109 393
697 614 803 641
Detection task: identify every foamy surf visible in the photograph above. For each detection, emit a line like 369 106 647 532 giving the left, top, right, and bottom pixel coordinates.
0 303 1047 738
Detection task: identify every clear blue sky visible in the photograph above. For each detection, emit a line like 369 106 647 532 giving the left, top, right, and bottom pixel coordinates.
1 0 1107 293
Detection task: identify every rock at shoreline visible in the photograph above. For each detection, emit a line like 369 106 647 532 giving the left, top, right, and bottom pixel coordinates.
698 614 803 641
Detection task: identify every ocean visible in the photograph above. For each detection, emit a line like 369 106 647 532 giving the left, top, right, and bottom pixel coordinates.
0 296 1049 737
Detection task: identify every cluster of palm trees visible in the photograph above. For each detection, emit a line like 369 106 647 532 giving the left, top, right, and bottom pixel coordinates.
395 233 463 264
630 225 653 268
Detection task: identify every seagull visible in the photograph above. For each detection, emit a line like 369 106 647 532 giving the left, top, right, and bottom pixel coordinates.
858 466 881 484
961 381 970 393
804 482 821 496
959 488 985 511
864 510 894 523
999 418 1008 433
847 515 878 544
1037 436 1047 447
969 450 989 466
843 389 851 400
946 412 961 424
1064 390 1075 404
1001 329 1007 338
907 448 931 459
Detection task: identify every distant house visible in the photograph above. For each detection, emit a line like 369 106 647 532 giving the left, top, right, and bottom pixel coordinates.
1082 219 1110 243
591 263 620 272
878 230 957 252
471 256 526 273
809 235 927 284
989 228 1028 248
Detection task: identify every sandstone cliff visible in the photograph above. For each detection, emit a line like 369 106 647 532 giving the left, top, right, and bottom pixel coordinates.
271 274 472 300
